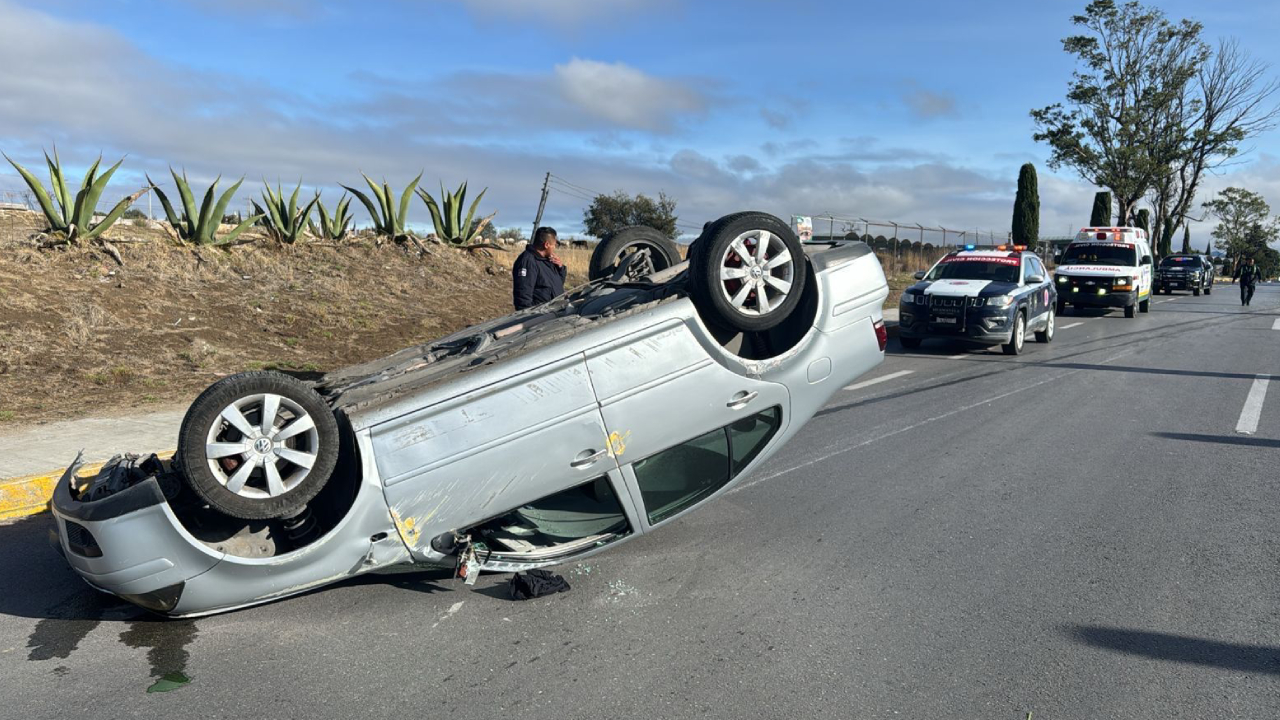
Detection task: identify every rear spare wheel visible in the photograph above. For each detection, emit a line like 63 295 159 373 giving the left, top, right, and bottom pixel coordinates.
177 371 339 520
688 212 808 333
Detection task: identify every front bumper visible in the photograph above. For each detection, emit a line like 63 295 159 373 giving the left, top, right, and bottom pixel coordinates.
1059 287 1136 308
897 302 1016 344
1154 274 1201 290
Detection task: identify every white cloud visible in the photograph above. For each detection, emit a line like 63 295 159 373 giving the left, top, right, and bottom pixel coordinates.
554 58 709 132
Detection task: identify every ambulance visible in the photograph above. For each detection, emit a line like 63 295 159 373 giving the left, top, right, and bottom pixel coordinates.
1054 227 1154 318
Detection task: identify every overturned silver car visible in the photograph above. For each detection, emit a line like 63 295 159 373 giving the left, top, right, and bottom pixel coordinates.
49 212 889 616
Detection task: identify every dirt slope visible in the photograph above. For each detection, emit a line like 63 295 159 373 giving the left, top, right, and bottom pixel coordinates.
0 210 541 424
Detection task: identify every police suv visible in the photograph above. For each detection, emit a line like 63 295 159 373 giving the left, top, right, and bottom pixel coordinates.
1054 227 1154 318
898 245 1056 355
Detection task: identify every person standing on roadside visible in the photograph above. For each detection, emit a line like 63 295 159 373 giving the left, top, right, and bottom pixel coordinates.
512 226 566 310
1233 256 1259 306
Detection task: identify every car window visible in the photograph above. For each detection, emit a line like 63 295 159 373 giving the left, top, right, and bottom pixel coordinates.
633 407 782 525
729 407 782 474
1026 256 1046 280
926 257 1020 283
1061 243 1137 266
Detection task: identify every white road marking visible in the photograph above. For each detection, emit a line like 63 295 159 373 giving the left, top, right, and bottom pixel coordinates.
844 370 914 391
432 600 466 628
1272 318 1280 330
734 348 1139 494
1235 375 1270 435
1058 322 1084 330
946 353 971 360
1155 298 1176 304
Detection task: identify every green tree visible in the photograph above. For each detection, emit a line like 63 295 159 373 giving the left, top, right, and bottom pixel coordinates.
1032 1 1206 224
1011 163 1040 247
1204 240 1211 255
583 191 679 241
1136 208 1151 234
1148 39 1280 260
1090 191 1113 225
1203 186 1271 263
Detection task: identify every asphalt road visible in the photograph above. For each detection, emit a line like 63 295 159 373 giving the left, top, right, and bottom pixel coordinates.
3 284 1279 719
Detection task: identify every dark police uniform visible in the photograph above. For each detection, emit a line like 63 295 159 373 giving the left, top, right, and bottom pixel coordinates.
1235 263 1259 306
512 246 567 310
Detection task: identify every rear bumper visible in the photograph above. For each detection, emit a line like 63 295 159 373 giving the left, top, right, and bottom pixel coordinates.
49 458 219 612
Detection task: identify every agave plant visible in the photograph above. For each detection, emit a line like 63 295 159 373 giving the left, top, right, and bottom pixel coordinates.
308 194 353 241
148 169 262 246
340 172 421 239
417 181 495 245
3 148 146 242
253 181 320 244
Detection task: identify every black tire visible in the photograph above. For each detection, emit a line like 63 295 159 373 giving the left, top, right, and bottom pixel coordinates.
1055 299 1066 316
1035 306 1055 343
1124 304 1136 318
688 211 809 333
1192 287 1200 296
177 371 340 520
1003 312 1026 355
1204 284 1212 295
900 337 922 350
588 226 681 281
1139 298 1150 313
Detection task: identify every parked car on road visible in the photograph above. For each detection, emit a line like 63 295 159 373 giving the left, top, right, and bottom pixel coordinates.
1054 227 1154 318
1153 253 1214 296
49 212 890 617
898 245 1056 355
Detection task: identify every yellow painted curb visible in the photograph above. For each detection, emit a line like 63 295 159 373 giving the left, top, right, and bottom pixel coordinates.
0 450 174 521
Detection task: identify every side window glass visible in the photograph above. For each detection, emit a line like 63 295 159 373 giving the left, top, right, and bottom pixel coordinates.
729 407 782 474
634 427 729 525
633 407 783 525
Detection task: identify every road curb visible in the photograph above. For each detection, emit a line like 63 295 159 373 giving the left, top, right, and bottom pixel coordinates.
0 450 173 521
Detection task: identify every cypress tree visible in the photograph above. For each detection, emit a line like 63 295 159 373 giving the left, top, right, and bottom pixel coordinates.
1011 163 1040 248
1090 191 1112 226
1205 240 1211 255
1136 208 1150 233
1181 224 1191 253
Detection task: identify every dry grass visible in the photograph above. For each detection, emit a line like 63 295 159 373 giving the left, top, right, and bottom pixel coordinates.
0 210 516 423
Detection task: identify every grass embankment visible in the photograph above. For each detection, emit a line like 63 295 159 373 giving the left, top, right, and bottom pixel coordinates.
0 210 523 424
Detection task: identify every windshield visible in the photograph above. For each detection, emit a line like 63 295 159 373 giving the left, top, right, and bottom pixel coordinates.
1160 256 1200 268
927 257 1020 283
1061 243 1137 267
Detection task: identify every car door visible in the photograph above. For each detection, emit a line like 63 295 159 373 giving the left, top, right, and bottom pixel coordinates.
583 318 789 529
1025 256 1052 324
368 353 623 559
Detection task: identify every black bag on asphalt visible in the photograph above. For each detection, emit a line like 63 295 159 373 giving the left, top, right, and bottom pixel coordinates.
509 569 571 600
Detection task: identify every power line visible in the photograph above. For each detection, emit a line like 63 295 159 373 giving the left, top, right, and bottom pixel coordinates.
549 174 605 197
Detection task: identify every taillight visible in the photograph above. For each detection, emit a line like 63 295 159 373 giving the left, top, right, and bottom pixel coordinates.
873 319 887 351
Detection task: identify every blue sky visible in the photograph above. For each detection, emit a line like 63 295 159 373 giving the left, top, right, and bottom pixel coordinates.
2 0 1279 242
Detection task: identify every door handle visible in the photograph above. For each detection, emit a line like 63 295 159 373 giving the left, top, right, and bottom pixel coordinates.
571 448 608 468
726 390 759 409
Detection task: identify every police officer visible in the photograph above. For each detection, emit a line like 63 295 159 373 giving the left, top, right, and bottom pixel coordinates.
1233 256 1259 306
512 226 567 310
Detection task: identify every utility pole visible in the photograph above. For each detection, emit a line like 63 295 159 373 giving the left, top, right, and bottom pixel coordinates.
531 172 550 239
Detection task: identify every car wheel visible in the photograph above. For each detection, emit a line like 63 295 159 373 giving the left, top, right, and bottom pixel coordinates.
588 226 681 281
177 371 340 520
1192 287 1200 296
689 211 808 333
1125 304 1136 318
1002 312 1026 355
900 337 922 350
1204 284 1212 295
1139 298 1150 313
1055 299 1066 316
1035 306 1055 343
